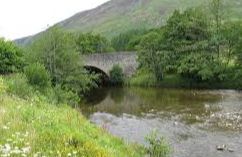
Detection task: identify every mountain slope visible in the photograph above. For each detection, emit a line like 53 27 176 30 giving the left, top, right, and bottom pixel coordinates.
57 0 205 37
16 0 242 45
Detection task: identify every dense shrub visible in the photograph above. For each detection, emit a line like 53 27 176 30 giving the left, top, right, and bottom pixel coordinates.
5 74 34 99
109 65 124 85
126 69 157 87
52 85 80 107
24 63 51 89
0 38 24 74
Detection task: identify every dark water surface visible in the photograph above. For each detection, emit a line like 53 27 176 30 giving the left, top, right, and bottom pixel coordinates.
81 87 242 157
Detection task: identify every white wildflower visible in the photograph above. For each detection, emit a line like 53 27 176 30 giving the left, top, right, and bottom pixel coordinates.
2 144 11 154
33 152 41 157
21 146 31 153
2 126 9 130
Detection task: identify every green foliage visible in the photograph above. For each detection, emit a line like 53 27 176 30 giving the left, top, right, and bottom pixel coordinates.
109 65 124 85
164 8 212 74
209 0 226 57
136 6 242 87
221 21 242 65
28 26 98 97
0 38 24 74
5 74 34 99
145 130 170 157
24 63 51 89
111 29 148 51
165 8 210 44
51 85 80 107
75 33 112 54
137 8 213 82
138 31 165 81
126 69 157 87
178 53 215 81
0 77 6 93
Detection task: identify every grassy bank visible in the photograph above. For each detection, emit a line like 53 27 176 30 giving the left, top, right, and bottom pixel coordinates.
127 71 242 90
0 76 144 157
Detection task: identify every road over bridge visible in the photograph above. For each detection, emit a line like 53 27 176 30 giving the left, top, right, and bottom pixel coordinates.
83 52 138 77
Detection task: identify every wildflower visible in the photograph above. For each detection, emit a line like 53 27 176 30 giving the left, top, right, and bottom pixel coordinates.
10 148 21 154
24 132 29 137
21 146 31 153
2 126 9 130
2 144 11 154
33 152 41 157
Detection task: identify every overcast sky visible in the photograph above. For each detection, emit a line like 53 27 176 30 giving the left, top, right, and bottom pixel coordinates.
0 0 109 40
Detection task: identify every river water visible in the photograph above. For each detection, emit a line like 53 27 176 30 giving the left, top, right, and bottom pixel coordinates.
81 87 242 157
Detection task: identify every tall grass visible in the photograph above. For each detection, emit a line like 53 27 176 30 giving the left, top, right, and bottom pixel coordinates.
126 69 157 87
145 131 170 157
0 75 144 157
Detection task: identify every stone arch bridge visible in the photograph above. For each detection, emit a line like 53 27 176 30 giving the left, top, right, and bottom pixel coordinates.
83 52 138 77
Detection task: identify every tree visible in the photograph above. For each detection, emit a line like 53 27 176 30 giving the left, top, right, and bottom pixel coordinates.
28 26 98 95
138 31 164 81
75 33 111 54
111 29 148 51
210 0 225 57
221 21 242 66
0 38 24 74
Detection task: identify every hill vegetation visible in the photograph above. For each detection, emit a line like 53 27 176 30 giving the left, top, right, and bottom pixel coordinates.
15 0 242 46
57 0 242 38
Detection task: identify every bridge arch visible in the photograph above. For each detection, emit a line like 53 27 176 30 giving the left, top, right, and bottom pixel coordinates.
84 65 110 84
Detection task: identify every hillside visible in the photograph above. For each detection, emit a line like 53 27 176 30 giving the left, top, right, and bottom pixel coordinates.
15 0 242 45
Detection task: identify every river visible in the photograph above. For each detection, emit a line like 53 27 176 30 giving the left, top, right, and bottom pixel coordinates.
81 87 242 157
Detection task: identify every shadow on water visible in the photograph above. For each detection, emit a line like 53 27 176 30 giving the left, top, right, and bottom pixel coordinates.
83 87 223 120
84 87 110 106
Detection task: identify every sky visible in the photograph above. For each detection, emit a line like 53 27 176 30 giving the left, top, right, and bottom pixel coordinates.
0 0 109 40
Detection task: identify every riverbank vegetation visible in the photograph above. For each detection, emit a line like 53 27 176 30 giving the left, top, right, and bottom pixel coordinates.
0 76 145 157
125 0 242 89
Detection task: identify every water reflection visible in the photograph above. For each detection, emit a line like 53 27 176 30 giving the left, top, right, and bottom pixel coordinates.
81 87 242 157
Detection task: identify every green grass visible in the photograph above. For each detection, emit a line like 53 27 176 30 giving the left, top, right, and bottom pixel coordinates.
126 69 157 87
127 70 242 89
0 76 144 157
